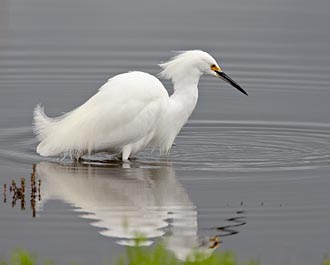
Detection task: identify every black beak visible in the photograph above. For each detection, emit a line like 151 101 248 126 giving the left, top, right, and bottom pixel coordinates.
215 71 248 96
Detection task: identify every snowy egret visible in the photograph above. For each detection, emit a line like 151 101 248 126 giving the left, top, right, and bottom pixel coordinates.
33 50 247 160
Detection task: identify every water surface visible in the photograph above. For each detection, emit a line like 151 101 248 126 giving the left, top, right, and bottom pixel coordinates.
0 0 330 264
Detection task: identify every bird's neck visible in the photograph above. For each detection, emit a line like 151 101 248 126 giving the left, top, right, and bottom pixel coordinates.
171 75 200 108
169 76 200 124
156 76 200 154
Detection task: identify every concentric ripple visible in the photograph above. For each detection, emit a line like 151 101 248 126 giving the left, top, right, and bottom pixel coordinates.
1 121 330 172
170 121 330 172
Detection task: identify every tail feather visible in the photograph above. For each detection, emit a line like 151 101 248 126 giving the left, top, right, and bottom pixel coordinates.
33 104 71 158
33 104 88 158
33 104 55 141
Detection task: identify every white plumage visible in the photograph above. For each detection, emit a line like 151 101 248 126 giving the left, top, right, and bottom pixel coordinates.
33 50 246 160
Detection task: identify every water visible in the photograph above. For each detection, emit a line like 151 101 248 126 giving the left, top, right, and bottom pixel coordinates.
0 0 330 264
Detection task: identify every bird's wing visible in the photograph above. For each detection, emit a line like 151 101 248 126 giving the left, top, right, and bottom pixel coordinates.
36 72 169 157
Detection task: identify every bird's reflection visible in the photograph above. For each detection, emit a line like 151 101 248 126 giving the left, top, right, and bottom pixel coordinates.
36 161 219 260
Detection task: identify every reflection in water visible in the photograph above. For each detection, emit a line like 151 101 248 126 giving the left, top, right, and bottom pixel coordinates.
36 161 223 260
213 212 247 238
3 164 42 217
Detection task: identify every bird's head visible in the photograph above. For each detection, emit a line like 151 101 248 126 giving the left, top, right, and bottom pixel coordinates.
159 50 247 95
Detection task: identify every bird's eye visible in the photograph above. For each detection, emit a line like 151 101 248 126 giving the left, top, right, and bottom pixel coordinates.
211 64 216 68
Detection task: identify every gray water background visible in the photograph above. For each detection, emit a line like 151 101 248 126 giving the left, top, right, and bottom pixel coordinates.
0 0 330 264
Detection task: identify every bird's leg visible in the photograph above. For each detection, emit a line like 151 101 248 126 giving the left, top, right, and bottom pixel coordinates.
121 145 132 162
116 152 136 161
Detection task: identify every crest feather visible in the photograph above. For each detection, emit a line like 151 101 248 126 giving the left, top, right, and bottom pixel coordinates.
158 50 209 81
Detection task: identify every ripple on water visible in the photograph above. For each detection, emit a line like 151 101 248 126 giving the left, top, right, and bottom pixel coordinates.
0 126 39 165
171 121 330 172
0 121 330 172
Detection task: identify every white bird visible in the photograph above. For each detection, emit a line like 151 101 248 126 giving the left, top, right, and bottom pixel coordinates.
33 50 247 161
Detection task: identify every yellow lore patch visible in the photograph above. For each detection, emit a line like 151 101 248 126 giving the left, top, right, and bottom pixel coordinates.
211 64 222 72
